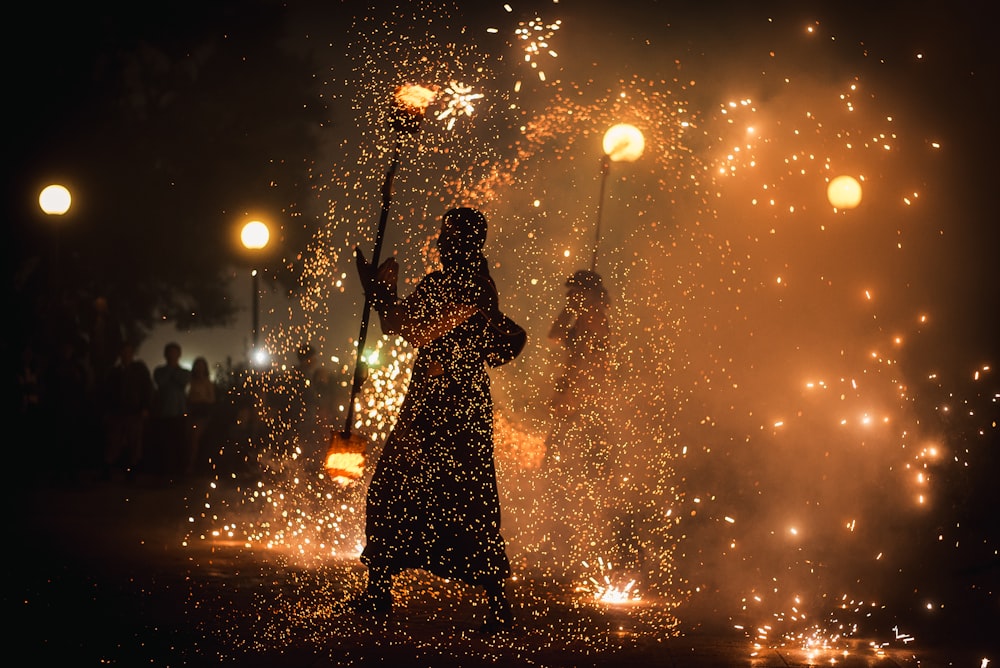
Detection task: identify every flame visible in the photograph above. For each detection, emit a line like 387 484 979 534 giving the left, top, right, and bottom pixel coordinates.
324 432 368 483
394 83 437 115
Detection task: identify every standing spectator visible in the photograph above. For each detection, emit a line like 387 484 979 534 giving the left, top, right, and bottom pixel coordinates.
294 343 320 434
311 362 348 433
15 341 44 426
284 343 328 467
185 356 217 477
101 340 153 481
85 296 124 385
14 341 45 477
43 334 95 481
152 342 191 480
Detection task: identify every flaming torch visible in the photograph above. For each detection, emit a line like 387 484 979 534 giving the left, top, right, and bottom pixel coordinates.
325 83 436 485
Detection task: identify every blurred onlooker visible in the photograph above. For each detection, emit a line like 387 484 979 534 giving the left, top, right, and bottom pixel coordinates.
151 342 191 480
294 344 319 410
14 341 45 476
84 296 124 385
311 363 347 433
15 341 43 423
100 340 153 481
185 356 217 476
43 334 97 480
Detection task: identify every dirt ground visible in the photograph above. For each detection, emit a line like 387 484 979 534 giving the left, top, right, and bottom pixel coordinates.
13 472 994 667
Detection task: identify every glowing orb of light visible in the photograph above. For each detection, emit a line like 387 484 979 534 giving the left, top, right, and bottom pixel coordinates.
603 123 645 162
241 220 270 250
827 175 863 209
39 184 72 215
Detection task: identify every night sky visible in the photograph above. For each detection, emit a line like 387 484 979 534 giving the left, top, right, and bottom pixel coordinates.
8 0 998 657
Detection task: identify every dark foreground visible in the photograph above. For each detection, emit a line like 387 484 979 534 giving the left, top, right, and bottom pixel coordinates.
13 471 995 667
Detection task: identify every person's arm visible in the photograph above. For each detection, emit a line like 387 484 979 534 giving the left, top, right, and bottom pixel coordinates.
549 288 587 343
379 301 476 348
573 307 611 354
548 308 574 342
356 247 475 348
378 271 478 348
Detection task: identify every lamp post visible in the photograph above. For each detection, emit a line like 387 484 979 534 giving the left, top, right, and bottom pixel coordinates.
240 220 270 361
38 183 72 286
591 123 644 271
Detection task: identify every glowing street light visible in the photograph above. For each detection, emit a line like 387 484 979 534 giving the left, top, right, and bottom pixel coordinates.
592 123 644 271
240 220 270 358
603 123 645 162
39 183 73 301
827 174 863 210
39 184 72 215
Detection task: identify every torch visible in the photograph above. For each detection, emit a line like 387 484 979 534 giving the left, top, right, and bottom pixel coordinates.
324 83 436 485
590 123 644 272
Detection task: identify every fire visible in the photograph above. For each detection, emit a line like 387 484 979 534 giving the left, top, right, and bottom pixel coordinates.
394 83 437 114
324 431 368 484
579 558 643 605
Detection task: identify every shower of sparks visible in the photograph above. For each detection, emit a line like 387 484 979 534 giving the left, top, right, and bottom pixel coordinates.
578 557 643 604
512 12 560 84
179 1 996 663
435 81 485 130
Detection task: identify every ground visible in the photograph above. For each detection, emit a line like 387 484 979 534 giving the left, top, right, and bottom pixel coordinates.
13 470 991 667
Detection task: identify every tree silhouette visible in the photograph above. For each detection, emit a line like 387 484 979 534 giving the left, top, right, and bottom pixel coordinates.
6 0 328 353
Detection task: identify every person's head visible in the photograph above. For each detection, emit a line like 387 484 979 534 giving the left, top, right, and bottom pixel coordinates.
163 342 181 364
297 344 315 368
119 341 136 363
192 356 209 378
438 207 487 271
565 269 609 308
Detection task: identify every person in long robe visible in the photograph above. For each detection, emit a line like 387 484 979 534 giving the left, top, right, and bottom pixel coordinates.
351 207 526 633
538 269 613 573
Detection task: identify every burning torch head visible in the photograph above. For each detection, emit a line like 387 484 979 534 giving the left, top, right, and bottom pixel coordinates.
392 83 437 134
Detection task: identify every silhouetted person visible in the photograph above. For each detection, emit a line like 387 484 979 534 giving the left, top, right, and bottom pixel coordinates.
14 340 45 477
351 207 526 633
309 356 352 457
101 340 153 481
538 269 613 572
151 342 191 480
311 364 341 433
43 334 95 480
289 343 325 464
85 296 124 384
15 340 44 427
185 356 216 476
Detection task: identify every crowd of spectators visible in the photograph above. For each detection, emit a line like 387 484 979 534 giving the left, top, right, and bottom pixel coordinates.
11 297 348 487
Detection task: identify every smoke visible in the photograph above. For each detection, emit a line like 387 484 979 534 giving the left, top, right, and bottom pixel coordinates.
191 0 997 647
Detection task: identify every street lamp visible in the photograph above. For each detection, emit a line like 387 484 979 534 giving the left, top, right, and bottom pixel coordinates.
591 123 644 271
38 183 72 305
240 220 270 361
39 184 72 215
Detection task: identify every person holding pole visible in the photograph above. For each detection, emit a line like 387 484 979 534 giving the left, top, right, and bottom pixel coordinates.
350 207 526 634
537 268 613 574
